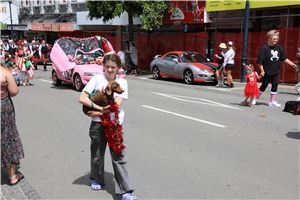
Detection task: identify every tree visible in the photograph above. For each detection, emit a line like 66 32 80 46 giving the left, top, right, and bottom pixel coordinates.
86 1 174 41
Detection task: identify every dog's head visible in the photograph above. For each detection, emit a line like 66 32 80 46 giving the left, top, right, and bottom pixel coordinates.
105 81 124 96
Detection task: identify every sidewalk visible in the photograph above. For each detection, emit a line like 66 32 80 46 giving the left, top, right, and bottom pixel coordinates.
1 168 42 200
136 68 297 90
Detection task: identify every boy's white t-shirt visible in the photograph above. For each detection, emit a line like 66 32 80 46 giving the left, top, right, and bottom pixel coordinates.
83 73 128 125
222 48 235 67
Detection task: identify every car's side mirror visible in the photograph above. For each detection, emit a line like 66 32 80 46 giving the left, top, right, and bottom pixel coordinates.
207 58 210 62
173 58 179 63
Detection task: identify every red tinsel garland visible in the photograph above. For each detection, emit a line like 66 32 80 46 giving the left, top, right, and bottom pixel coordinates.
100 102 125 155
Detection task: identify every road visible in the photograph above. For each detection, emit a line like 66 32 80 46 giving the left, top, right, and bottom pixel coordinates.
6 67 299 199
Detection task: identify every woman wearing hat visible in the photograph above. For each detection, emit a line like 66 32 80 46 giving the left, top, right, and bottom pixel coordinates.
214 43 227 87
222 41 236 88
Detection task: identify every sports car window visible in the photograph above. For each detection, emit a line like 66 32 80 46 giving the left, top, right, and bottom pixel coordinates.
164 54 180 62
58 39 79 58
180 53 207 63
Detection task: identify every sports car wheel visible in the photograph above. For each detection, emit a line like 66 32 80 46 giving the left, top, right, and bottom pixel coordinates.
74 74 84 91
16 79 20 86
52 70 62 86
152 66 162 80
184 70 194 84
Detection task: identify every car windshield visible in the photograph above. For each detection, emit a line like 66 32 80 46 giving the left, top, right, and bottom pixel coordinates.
75 52 97 64
57 36 109 60
180 53 207 63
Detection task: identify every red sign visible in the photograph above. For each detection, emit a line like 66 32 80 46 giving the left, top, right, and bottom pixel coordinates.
163 8 205 25
31 23 74 32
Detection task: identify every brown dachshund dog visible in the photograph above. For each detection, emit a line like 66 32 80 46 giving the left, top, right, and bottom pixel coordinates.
83 81 124 115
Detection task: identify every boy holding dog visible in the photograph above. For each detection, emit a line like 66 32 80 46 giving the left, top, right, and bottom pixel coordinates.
79 54 137 200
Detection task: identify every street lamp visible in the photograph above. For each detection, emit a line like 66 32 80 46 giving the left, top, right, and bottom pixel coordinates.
8 0 14 41
241 0 250 82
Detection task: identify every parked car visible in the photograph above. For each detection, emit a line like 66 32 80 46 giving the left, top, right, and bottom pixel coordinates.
150 51 226 84
50 36 126 91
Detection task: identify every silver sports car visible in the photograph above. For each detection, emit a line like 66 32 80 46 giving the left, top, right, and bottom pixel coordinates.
150 51 226 84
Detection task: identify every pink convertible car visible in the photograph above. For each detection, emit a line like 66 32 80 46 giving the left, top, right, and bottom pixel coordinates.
50 36 126 91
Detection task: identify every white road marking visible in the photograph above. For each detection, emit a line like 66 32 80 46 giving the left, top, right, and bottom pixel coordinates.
153 92 242 110
39 79 53 83
139 77 148 80
142 105 226 128
206 87 245 91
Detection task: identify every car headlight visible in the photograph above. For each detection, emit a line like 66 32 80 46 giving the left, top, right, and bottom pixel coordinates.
84 72 99 76
199 68 212 73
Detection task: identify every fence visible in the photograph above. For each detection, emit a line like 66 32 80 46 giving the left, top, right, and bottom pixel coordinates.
214 27 300 83
137 32 209 70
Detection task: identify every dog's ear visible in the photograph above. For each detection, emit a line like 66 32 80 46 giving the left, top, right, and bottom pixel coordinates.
113 82 124 94
106 82 112 95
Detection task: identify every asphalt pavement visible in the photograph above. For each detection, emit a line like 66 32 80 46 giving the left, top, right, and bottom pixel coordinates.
1 65 299 199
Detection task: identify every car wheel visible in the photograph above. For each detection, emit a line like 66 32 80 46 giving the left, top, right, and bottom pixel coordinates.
16 79 20 86
52 70 62 86
184 70 194 84
152 66 162 80
74 74 84 91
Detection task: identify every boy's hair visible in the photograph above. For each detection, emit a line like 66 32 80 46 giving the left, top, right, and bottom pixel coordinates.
103 54 121 67
120 47 124 51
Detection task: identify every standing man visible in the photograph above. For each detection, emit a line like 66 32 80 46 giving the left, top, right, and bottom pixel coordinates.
39 40 49 71
29 40 40 70
6 39 17 63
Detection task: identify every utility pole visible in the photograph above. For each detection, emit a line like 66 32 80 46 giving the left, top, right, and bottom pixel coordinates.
8 1 14 41
241 0 249 82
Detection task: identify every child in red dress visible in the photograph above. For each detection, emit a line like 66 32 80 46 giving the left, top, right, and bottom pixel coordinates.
244 64 261 107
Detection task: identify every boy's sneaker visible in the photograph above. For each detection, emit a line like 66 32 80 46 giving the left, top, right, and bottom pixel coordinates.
23 83 26 87
269 101 281 107
215 83 222 88
122 193 137 200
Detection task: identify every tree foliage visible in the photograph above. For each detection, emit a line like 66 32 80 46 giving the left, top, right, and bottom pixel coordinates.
86 1 174 31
